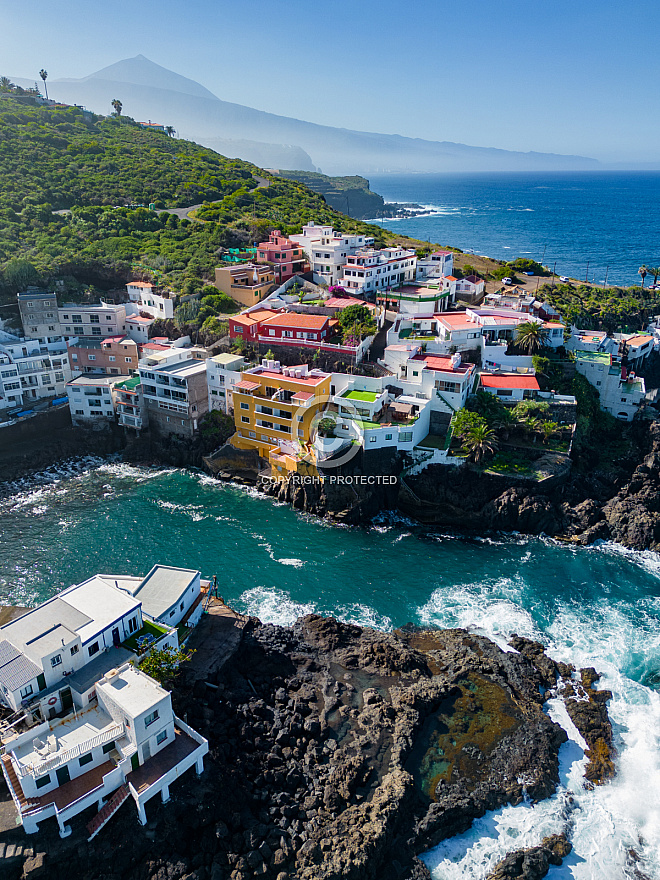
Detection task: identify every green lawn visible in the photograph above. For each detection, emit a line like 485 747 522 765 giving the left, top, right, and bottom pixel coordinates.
123 618 170 653
418 433 447 450
485 451 535 476
342 389 379 402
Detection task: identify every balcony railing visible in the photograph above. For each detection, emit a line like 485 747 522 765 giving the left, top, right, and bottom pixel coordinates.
16 722 125 778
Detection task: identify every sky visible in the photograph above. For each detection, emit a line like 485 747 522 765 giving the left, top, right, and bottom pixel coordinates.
1 0 659 164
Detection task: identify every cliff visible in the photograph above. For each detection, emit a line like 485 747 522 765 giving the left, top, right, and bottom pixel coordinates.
0 615 603 880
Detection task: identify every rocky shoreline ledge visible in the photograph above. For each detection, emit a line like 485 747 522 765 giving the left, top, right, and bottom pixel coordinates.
1 613 614 880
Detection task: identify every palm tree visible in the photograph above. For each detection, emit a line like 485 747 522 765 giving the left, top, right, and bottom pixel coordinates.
462 423 498 464
648 267 660 288
638 265 648 288
515 321 550 354
0 76 14 92
39 69 48 100
165 125 175 137
111 98 123 117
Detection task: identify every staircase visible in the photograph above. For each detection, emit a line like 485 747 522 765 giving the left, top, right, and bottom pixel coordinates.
86 784 130 841
1 754 40 813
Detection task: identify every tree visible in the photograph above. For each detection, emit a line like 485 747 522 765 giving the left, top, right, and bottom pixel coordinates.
648 267 660 287
138 643 194 684
317 416 336 437
165 126 175 137
111 98 123 117
515 321 550 354
39 69 48 100
462 423 498 464
0 76 14 93
452 408 488 440
638 265 648 288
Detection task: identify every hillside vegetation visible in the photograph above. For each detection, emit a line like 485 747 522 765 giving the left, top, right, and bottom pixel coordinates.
0 94 417 301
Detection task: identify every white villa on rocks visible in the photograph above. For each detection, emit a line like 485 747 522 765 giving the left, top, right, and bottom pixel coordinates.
0 565 207 838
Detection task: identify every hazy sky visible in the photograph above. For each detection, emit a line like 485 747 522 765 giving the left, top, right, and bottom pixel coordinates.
2 0 658 163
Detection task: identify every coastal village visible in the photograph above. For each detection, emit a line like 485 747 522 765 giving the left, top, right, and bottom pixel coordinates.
0 221 657 487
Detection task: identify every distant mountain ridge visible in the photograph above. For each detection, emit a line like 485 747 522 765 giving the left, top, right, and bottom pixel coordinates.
11 56 599 175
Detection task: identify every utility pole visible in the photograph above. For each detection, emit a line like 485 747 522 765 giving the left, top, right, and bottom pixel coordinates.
602 266 609 289
551 261 556 289
585 260 589 283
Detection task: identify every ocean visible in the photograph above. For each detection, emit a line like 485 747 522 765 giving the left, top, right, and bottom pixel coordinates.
1 460 659 878
368 171 660 288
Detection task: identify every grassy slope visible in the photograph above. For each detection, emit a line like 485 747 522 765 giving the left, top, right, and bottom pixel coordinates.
0 94 436 301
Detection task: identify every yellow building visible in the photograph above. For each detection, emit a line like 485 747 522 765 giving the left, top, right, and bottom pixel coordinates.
214 263 274 308
230 360 332 478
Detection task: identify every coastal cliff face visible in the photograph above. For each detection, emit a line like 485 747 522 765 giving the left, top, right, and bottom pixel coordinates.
1 617 610 880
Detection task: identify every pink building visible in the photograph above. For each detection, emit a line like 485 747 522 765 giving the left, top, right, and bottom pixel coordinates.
256 230 308 283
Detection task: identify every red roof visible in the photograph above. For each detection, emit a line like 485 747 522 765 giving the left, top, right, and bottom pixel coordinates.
464 275 483 284
126 315 153 324
128 281 153 288
480 374 540 390
413 354 472 374
262 313 329 330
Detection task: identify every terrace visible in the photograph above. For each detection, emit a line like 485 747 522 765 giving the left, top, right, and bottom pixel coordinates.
122 618 170 654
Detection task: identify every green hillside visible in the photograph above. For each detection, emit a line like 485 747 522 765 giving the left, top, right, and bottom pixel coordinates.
0 94 416 301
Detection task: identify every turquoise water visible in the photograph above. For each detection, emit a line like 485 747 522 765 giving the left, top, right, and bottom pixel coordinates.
368 171 660 287
1 461 660 878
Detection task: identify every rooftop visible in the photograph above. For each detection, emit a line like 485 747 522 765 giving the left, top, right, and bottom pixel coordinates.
261 313 329 330
152 359 206 378
436 312 477 330
0 640 41 692
574 350 612 364
413 354 473 374
2 598 91 659
124 564 199 621
626 334 654 347
67 375 116 387
126 315 154 325
341 389 380 402
96 663 168 717
114 375 141 391
60 577 141 645
211 353 246 367
480 374 540 390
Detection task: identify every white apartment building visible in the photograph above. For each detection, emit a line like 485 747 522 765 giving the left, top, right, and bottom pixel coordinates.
138 348 209 437
0 335 73 411
341 247 417 296
416 250 454 281
114 375 148 432
66 375 117 424
0 567 207 837
207 352 247 414
574 350 647 421
124 314 155 344
126 282 175 320
17 292 61 339
289 223 375 286
59 303 127 340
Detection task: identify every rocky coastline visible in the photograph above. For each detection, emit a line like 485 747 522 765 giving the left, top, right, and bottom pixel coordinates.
1 614 614 880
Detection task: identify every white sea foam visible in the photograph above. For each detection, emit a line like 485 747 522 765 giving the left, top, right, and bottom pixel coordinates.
417 582 660 878
236 587 316 626
335 603 393 632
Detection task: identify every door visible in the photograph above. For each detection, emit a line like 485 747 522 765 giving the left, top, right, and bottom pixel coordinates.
56 764 71 786
112 627 120 647
60 688 73 712
131 752 140 772
142 740 151 762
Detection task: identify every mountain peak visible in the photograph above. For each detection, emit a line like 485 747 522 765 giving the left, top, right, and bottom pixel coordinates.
55 55 218 101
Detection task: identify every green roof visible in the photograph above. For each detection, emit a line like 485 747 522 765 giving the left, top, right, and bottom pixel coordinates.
575 350 611 364
114 375 140 390
342 389 379 402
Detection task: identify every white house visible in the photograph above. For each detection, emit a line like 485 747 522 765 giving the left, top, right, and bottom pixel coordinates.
574 350 647 421
207 353 248 414
377 283 455 315
125 314 155 344
416 250 454 282
112 565 203 629
66 375 118 424
289 223 374 286
341 247 417 296
454 275 486 301
138 348 209 438
0 335 73 411
16 292 61 339
479 373 540 401
126 283 175 320
1 663 207 837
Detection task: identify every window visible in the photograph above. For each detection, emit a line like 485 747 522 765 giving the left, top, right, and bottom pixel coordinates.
128 616 138 633
621 397 627 403
156 730 168 745
70 644 79 655
241 416 250 423
88 642 100 657
144 709 159 728
105 315 113 321
369 436 377 442
20 684 33 698
72 315 82 323
125 357 132 363
385 433 393 440
180 602 184 611
169 610 175 617
88 355 96 361
109 356 116 362
102 740 116 754
35 774 51 789
92 327 102 336
76 410 84 415
240 402 249 410
79 752 93 766
249 431 256 438
90 315 100 323
51 654 62 667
